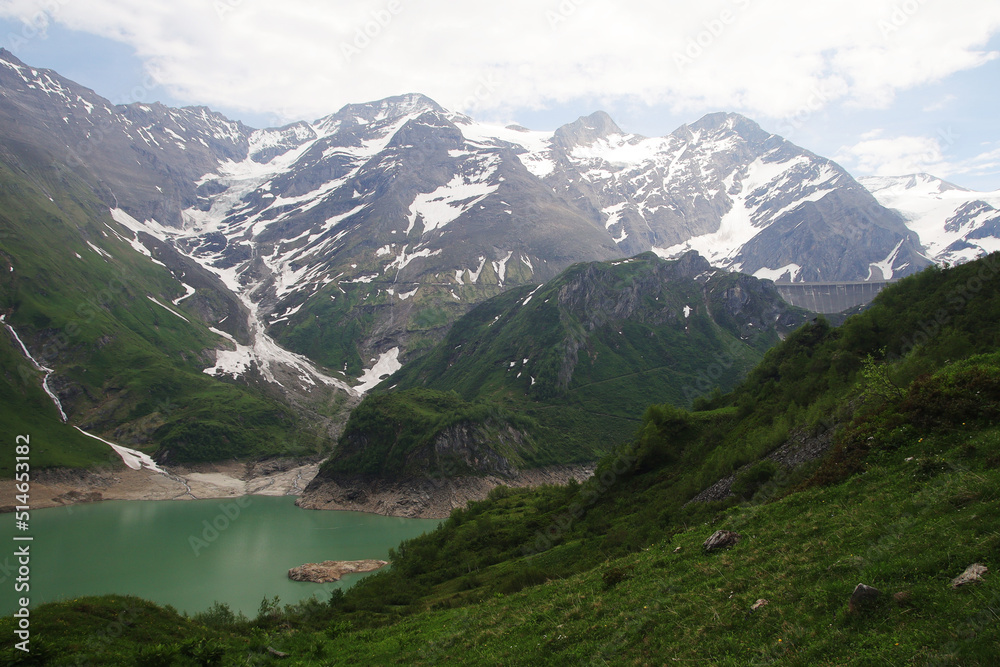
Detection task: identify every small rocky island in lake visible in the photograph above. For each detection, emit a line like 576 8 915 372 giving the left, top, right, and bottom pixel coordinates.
287 560 388 583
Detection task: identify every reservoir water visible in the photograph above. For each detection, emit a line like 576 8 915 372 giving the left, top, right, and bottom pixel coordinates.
1 496 438 617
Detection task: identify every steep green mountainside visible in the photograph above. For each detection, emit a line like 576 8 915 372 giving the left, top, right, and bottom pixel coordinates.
0 140 331 473
0 325 108 471
7 254 999 665
316 251 811 480
386 251 806 404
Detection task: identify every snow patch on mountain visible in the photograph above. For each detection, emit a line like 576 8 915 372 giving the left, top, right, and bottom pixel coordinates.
570 134 671 166
385 246 444 274
407 162 500 234
655 179 758 265
861 174 1000 265
753 263 803 282
456 119 556 178
204 340 255 379
493 250 514 286
466 256 488 284
867 240 907 280
75 427 167 475
354 348 402 394
147 296 190 323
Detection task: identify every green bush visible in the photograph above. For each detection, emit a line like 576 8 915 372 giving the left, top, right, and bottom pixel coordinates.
602 565 632 589
498 566 550 595
192 601 244 628
731 460 780 498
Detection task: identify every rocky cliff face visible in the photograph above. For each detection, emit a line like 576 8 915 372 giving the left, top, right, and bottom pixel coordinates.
331 417 528 481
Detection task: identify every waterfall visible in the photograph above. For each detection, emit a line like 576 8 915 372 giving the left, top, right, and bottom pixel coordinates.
2 315 68 422
2 315 174 479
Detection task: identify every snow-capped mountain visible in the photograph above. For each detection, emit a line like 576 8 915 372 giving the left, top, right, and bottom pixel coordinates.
0 48 933 391
860 174 1000 265
523 111 928 282
0 49 249 227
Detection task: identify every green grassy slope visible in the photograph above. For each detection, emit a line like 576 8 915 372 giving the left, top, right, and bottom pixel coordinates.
0 141 326 473
0 328 111 472
320 252 810 478
4 358 997 664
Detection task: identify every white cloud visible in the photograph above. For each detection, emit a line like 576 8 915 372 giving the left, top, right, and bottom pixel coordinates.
922 94 958 112
837 135 1000 185
836 134 947 176
1 0 999 124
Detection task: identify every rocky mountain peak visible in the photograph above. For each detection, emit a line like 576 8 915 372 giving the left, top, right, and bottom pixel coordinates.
684 111 772 147
671 250 715 279
900 173 966 194
331 93 443 125
387 110 464 148
552 110 625 148
0 47 26 67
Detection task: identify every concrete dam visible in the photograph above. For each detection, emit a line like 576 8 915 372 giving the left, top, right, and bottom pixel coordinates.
774 281 895 314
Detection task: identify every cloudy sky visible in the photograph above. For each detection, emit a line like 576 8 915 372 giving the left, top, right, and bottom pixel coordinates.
2 0 999 189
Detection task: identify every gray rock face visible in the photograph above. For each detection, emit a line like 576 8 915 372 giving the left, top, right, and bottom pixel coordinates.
297 464 595 519
552 110 624 150
849 583 881 612
703 530 741 552
0 49 251 226
951 563 988 588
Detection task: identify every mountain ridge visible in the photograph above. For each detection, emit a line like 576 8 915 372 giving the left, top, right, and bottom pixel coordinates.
0 49 988 471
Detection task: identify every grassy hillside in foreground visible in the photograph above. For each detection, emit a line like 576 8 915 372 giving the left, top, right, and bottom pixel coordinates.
2 380 996 665
0 141 333 473
3 254 999 665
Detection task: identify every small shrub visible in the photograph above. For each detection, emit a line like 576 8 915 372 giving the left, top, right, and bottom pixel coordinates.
731 460 780 498
602 565 633 589
135 644 178 667
498 566 550 594
255 595 282 625
193 601 244 628
328 588 346 608
179 638 226 666
325 620 354 640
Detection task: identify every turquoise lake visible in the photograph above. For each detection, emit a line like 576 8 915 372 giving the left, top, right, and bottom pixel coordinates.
1 496 438 617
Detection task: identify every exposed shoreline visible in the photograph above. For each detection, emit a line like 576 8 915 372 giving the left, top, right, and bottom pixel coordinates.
296 464 597 519
0 459 598 519
0 458 321 512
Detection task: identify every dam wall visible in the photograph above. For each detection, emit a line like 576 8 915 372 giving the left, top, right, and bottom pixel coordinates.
775 281 894 314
